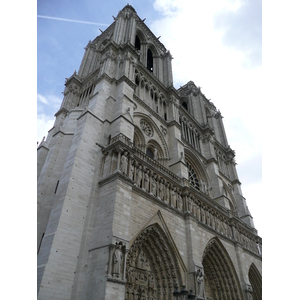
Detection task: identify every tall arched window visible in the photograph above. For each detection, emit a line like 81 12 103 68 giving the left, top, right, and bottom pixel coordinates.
147 49 153 72
186 161 200 190
182 101 188 111
135 35 141 51
146 148 154 159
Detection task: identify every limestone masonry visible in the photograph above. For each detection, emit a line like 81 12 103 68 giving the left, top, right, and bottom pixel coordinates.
37 4 262 300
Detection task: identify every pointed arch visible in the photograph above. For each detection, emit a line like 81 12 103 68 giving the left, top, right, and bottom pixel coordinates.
248 263 262 300
126 222 186 299
133 126 146 151
202 237 243 300
146 139 163 159
184 148 210 193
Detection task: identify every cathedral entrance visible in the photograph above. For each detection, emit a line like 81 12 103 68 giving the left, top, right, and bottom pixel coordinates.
202 238 243 300
125 224 183 300
248 263 262 300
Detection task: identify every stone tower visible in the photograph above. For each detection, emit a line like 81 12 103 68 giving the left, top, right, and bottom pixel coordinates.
37 5 262 300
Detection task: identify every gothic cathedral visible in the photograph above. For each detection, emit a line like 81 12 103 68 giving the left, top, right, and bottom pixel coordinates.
37 5 262 300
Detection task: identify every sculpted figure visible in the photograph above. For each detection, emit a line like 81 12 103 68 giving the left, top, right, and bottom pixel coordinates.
136 165 143 187
144 170 150 192
206 210 210 226
177 191 183 211
120 151 128 174
201 206 206 224
158 178 165 200
171 187 177 207
129 161 134 180
151 175 157 196
112 243 123 278
166 184 170 203
196 268 205 298
193 202 197 217
153 146 158 160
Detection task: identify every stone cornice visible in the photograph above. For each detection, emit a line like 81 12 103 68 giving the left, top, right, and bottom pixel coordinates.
116 74 136 90
54 107 69 117
37 144 49 151
76 106 104 124
52 129 75 138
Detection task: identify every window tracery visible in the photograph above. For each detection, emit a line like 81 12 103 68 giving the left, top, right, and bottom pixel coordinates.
186 161 200 191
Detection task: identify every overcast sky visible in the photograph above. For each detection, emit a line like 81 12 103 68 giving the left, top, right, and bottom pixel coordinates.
37 0 262 236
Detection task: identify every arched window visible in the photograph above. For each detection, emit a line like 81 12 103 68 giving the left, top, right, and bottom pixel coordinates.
135 35 141 51
182 101 188 111
147 49 153 72
186 161 200 190
146 148 154 159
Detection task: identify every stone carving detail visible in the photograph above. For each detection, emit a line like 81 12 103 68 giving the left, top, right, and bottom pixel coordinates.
196 268 205 299
140 119 153 137
160 125 167 136
108 241 126 283
120 151 128 174
125 225 182 300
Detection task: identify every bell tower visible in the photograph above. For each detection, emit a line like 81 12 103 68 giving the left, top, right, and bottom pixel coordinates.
37 5 261 300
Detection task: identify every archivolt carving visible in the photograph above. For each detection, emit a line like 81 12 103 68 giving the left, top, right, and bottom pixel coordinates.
202 237 243 300
248 263 262 300
125 224 183 300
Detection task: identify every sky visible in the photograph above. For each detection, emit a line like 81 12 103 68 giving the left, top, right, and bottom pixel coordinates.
37 0 263 238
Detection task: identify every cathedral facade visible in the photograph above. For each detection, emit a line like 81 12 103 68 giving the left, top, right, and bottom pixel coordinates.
37 5 262 300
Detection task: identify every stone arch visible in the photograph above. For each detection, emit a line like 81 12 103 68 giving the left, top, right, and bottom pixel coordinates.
133 112 169 159
202 237 243 300
125 223 185 300
135 28 147 44
184 148 210 193
133 126 146 151
248 263 262 300
146 139 164 160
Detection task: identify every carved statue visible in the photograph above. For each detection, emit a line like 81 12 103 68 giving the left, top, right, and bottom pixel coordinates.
196 268 205 299
201 206 206 224
144 170 150 192
120 151 128 174
153 146 158 160
206 210 210 226
151 175 157 196
158 178 165 200
166 184 170 203
177 191 183 211
129 161 134 180
136 165 143 187
112 243 123 278
171 187 176 207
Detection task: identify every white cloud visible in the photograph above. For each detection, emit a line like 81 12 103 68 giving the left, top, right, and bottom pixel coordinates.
37 93 49 105
37 114 55 143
